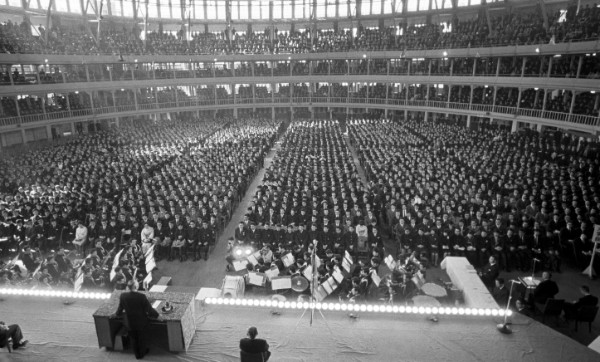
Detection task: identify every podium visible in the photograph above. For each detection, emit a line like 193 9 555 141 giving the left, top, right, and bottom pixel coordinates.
93 291 196 352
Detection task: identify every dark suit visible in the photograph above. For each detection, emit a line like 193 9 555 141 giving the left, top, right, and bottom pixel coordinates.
533 279 559 305
492 285 509 307
240 337 271 361
480 262 500 289
564 294 599 320
116 291 159 358
0 324 24 348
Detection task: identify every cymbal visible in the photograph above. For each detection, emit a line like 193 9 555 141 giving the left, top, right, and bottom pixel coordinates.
291 275 309 292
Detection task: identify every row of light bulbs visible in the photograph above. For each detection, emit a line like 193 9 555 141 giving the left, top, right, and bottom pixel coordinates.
204 297 512 317
0 288 112 300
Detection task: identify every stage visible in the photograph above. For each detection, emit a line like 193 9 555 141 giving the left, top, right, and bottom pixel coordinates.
1 292 599 362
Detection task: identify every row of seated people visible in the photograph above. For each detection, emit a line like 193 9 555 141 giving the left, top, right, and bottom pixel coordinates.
347 118 599 279
6 51 599 88
4 82 598 120
1 6 599 55
222 120 401 301
0 118 281 281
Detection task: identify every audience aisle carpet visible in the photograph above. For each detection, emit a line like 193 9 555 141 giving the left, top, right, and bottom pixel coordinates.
1 295 599 362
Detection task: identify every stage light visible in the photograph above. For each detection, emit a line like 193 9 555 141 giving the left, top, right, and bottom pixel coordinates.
492 309 498 316
321 303 328 310
458 308 465 315
498 309 505 316
485 309 492 316
316 303 322 310
353 305 360 312
245 248 252 255
241 299 248 306
418 307 425 314
359 305 367 312
290 302 297 309
334 304 341 311
235 299 242 305
506 310 513 317
284 302 290 309
432 307 439 314
425 307 431 315
235 249 242 256
478 309 485 316
366 305 373 312
373 305 380 312
445 307 452 315
278 301 284 308
443 51 448 57
340 304 347 311
535 47 540 53
223 298 231 305
386 306 393 313
259 300 266 307
399 306 406 313
302 302 310 309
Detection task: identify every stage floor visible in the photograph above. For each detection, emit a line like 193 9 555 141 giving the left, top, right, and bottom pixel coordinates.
1 294 599 362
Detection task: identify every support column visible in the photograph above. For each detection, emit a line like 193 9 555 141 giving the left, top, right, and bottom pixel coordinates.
569 92 577 114
511 119 518 132
46 124 52 140
466 115 471 128
576 56 583 78
536 123 545 132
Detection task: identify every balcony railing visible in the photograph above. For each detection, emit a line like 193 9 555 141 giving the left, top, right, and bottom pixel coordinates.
1 97 598 129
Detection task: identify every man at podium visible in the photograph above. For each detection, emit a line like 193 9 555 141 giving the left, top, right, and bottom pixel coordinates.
114 280 159 359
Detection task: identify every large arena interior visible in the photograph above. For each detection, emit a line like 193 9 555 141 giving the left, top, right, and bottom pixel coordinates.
1 0 600 361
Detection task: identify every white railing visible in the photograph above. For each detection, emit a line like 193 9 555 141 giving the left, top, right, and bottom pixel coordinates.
2 97 598 129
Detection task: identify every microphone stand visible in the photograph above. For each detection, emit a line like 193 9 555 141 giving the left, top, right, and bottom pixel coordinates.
497 280 519 334
531 258 538 280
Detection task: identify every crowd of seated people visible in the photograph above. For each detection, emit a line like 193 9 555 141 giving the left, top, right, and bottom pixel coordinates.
0 116 280 291
347 117 599 283
1 6 599 55
225 119 408 302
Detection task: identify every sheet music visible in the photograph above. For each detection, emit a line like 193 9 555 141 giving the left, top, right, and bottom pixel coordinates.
247 254 259 266
371 271 381 287
248 272 265 286
152 300 162 309
314 286 328 302
282 253 295 268
332 267 344 283
271 276 292 290
384 255 396 270
303 265 313 281
265 266 280 280
233 260 248 272
344 250 353 265
342 258 352 273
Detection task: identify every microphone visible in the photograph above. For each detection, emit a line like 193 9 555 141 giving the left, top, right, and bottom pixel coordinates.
510 279 522 284
533 258 541 262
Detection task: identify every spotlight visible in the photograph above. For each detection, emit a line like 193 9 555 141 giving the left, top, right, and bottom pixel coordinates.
458 308 465 315
334 304 341 311
245 248 252 255
392 306 399 313
399 306 406 313
278 301 284 308
235 248 242 256
443 51 448 57
366 305 373 312
535 47 540 53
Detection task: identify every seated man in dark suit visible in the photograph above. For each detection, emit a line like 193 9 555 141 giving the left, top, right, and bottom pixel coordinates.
532 271 559 307
0 321 28 350
491 277 509 307
478 256 500 289
240 326 271 361
563 285 599 320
